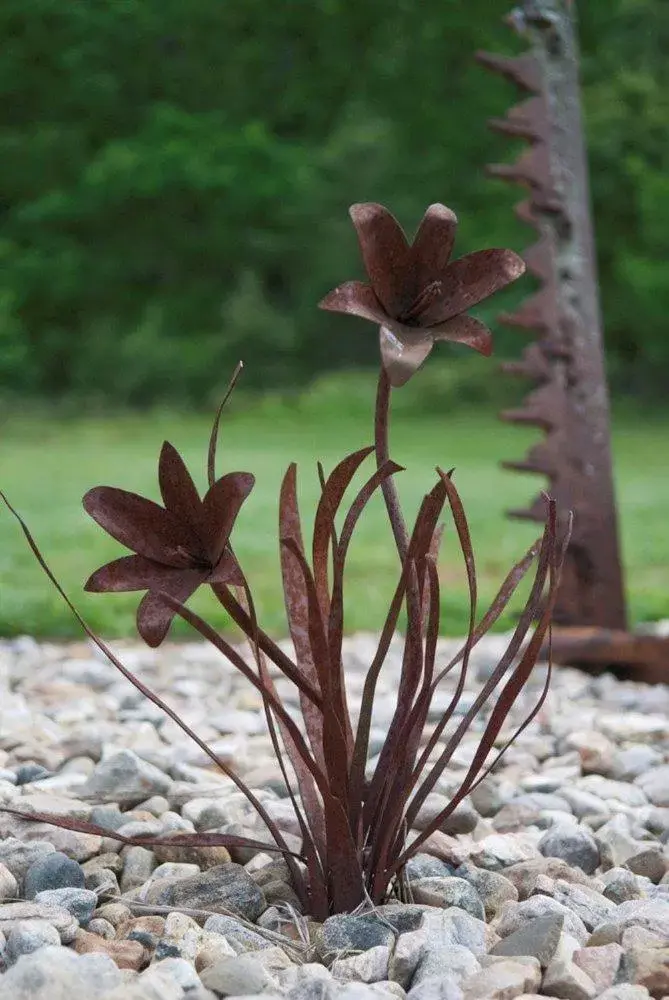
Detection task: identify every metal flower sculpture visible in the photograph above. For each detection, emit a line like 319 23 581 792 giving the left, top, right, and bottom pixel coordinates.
83 441 254 646
319 202 526 386
2 205 567 922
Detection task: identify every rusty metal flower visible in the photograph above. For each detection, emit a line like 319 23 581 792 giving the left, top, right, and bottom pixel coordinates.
319 203 526 386
83 442 254 646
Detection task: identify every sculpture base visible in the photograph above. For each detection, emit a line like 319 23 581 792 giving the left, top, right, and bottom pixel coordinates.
543 627 669 685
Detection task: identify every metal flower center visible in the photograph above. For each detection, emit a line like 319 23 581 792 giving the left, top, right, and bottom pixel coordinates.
398 280 443 326
175 544 212 572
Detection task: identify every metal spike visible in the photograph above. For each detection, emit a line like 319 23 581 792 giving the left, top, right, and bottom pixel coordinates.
474 50 542 92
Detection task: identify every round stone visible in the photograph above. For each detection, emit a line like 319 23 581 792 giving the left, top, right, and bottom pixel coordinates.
538 824 600 875
5 919 61 965
24 852 85 899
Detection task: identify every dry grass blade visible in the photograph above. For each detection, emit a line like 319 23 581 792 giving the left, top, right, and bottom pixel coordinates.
0 808 305 858
207 360 244 488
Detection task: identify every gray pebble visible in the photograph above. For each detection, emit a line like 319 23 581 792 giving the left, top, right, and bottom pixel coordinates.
80 749 172 806
410 878 485 921
33 888 97 926
4 919 61 965
24 853 85 899
539 824 600 875
15 764 52 785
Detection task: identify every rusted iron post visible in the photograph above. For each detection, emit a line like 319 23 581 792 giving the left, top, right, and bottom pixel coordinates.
478 0 628 630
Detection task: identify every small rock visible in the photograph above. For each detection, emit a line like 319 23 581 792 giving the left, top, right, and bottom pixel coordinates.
0 863 18 901
34 887 97 925
550 879 617 931
410 941 480 991
0 901 78 943
538 825 600 875
15 764 52 785
84 867 120 897
590 899 669 945
4 919 61 965
72 928 149 970
154 862 266 920
635 765 669 808
152 830 232 869
461 957 541 999
120 846 156 892
490 914 564 967
610 746 663 782
24 852 85 899
596 814 650 870
627 849 668 884
596 987 652 1000
154 911 226 964
577 776 648 809
601 867 647 904
469 777 514 818
623 946 669 997
560 788 611 823
470 833 540 871
542 957 597 1000
317 914 398 963
136 795 170 816
388 929 427 988
199 953 278 995
406 855 453 881
0 945 124 1000
561 730 615 775
80 750 172 806
503 858 593 901
454 863 518 920
119 914 165 951
82 852 124 877
0 840 55 885
495 896 588 946
331 945 391 984
142 955 204 993
414 794 479 836
92 902 132 928
204 913 278 953
622 926 669 950
572 943 623 994
87 917 116 938
410 877 484 920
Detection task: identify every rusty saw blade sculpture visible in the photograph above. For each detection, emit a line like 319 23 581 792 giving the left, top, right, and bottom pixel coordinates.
477 0 628 632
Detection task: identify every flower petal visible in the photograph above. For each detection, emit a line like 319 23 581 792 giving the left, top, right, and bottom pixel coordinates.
431 314 493 356
136 569 204 647
422 248 526 325
209 548 244 585
85 554 176 593
158 442 205 538
379 325 433 388
202 472 255 565
409 203 458 288
83 487 191 566
349 203 412 316
318 281 390 326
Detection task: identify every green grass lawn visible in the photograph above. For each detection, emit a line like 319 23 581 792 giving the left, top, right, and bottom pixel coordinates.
1 383 667 640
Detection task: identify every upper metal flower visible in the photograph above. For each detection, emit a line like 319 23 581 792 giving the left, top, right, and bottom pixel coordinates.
319 203 526 386
83 442 254 646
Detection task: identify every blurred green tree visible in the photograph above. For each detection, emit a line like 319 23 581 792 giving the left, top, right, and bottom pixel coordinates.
0 0 666 404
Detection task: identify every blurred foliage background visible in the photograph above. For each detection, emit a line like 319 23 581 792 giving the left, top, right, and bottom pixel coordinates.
1 0 667 408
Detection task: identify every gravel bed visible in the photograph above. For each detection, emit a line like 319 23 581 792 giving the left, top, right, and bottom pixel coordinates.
0 631 668 999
